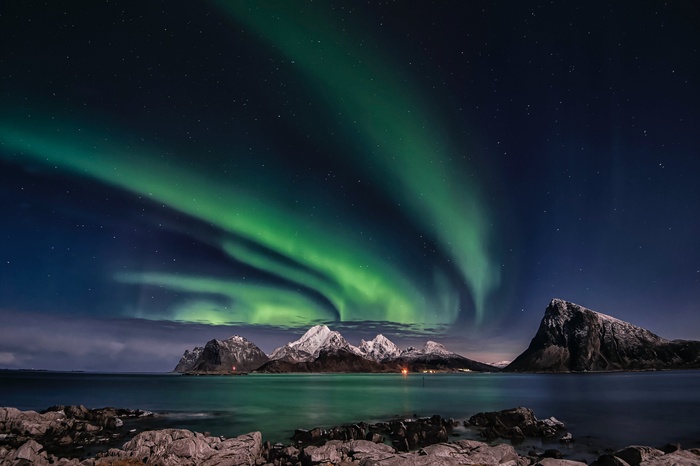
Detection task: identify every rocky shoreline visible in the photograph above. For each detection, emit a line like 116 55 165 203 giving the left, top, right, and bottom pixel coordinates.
1 405 698 465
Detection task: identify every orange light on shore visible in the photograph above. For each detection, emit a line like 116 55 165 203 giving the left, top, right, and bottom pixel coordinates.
401 368 408 375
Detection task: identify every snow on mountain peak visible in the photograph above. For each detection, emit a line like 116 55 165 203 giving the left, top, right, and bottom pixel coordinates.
292 325 333 349
423 341 452 355
399 340 456 359
269 324 359 362
358 334 401 362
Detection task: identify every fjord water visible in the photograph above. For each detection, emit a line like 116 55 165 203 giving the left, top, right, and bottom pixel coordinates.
2 371 699 452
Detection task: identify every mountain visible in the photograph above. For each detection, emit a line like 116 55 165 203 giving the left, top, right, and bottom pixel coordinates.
394 341 498 372
268 325 360 362
173 335 269 373
357 334 401 362
173 347 203 373
504 298 700 372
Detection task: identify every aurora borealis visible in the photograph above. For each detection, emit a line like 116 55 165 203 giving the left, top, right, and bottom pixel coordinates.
1 1 699 371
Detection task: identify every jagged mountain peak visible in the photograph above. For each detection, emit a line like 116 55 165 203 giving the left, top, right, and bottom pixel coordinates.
423 341 452 355
269 324 359 363
358 334 401 362
400 340 454 359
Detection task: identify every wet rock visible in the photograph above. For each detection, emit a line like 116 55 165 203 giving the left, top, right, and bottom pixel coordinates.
591 453 632 466
542 449 564 459
467 407 566 440
292 415 454 453
559 432 574 443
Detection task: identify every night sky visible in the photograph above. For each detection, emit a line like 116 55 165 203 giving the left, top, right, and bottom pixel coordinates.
1 1 699 371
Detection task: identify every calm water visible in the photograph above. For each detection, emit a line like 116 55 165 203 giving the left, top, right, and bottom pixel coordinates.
1 371 699 457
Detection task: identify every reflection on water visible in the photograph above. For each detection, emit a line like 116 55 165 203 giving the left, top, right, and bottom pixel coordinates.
1 370 699 452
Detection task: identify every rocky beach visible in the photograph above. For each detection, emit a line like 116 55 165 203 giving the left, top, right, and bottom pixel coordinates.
2 405 698 466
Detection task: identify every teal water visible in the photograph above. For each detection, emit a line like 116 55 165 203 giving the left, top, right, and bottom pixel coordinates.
1 370 699 453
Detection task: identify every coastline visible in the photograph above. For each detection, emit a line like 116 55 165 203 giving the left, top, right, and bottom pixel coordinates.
2 405 699 465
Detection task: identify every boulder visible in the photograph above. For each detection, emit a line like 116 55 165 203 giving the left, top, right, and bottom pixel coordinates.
303 441 344 464
100 428 263 466
346 439 395 462
8 439 49 465
638 449 700 465
537 460 588 466
613 445 665 465
467 407 566 440
591 454 632 466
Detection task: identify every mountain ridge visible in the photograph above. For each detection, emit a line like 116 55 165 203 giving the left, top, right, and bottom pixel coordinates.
174 325 495 373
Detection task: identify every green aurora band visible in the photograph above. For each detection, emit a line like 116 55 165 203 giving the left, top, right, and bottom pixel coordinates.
0 120 452 327
215 1 500 322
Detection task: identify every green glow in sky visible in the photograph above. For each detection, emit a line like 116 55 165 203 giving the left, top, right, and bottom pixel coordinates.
116 272 334 326
214 1 501 322
0 121 442 326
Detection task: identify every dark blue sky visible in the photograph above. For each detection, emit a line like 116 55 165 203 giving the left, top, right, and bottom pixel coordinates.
1 1 698 371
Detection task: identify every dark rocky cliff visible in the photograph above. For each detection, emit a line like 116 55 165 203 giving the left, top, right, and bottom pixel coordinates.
174 335 269 373
505 298 700 372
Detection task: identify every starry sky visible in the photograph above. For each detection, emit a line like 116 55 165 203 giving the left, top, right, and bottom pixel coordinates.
1 1 699 371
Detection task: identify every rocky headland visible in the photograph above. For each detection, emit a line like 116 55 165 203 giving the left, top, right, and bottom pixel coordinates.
504 299 700 372
2 405 699 465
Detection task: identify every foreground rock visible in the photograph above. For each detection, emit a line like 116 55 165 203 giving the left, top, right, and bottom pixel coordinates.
505 298 700 372
590 444 700 466
466 407 567 440
3 406 700 466
0 405 152 457
101 429 262 465
292 414 456 452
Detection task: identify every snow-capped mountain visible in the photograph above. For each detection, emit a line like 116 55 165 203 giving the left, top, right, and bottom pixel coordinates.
173 335 269 373
269 325 360 363
505 298 700 372
392 340 498 372
357 334 401 362
399 341 454 359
